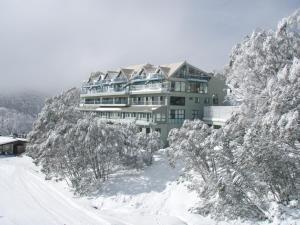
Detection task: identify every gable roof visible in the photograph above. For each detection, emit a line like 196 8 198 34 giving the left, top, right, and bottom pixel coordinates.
89 60 209 81
160 61 186 77
88 71 105 83
104 70 120 80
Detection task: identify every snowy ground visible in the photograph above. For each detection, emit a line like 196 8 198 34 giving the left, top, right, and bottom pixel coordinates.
0 151 299 225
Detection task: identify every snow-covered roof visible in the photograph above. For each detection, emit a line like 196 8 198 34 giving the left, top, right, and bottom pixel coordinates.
0 136 28 146
87 61 209 81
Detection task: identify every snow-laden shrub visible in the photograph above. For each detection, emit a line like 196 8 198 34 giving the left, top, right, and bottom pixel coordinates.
27 88 162 193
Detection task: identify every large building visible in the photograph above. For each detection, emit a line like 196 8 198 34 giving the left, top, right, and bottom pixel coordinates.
79 61 227 144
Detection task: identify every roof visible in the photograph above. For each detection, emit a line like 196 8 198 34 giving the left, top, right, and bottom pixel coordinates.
0 136 28 146
160 61 186 77
88 61 209 81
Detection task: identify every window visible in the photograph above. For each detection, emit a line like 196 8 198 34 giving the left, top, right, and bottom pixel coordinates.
195 97 201 103
192 110 201 119
160 96 164 105
152 96 159 105
85 98 95 104
212 94 219 105
95 98 101 104
171 81 186 92
181 82 186 92
188 82 208 93
114 97 127 104
102 98 113 104
170 96 185 106
155 113 166 122
169 109 185 123
189 97 193 101
146 127 151 134
204 97 210 105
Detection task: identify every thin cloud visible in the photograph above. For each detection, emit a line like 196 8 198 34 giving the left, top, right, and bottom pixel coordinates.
0 0 299 94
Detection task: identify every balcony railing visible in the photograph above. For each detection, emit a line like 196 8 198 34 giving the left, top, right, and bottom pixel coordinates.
131 100 165 106
81 87 129 95
130 82 169 92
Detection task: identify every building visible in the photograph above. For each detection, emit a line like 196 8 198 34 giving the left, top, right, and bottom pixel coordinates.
0 136 27 155
79 61 227 144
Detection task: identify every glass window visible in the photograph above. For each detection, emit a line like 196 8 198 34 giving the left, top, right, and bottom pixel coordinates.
204 97 210 105
188 82 208 93
85 98 95 104
181 82 186 92
169 109 185 123
192 110 201 119
146 127 151 134
160 96 164 105
170 96 185 106
195 97 201 103
95 98 101 104
212 94 219 105
171 81 185 92
175 82 181 91
102 98 113 104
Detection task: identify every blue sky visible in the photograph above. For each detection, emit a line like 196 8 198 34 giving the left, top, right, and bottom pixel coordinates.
0 0 299 93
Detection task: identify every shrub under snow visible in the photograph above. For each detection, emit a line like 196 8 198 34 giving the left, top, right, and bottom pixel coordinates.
27 88 162 193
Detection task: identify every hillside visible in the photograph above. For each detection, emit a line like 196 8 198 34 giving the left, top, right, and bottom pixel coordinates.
0 91 46 135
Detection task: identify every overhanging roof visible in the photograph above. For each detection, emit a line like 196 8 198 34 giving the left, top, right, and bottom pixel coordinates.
0 137 28 146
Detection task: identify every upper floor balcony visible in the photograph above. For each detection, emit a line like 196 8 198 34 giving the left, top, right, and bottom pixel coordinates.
81 86 129 97
130 82 169 94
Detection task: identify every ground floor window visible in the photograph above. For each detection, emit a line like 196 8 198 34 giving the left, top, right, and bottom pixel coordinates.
192 110 201 119
169 109 185 123
155 113 166 122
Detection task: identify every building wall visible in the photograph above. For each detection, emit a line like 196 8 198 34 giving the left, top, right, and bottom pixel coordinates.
0 144 13 154
79 75 227 146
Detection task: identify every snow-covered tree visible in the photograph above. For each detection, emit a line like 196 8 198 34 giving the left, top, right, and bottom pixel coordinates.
27 88 161 193
168 9 300 220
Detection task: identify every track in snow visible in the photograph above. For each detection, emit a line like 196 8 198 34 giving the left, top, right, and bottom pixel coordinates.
0 156 120 225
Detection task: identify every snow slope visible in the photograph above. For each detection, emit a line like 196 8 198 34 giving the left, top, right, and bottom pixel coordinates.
0 151 299 225
0 151 217 225
0 156 114 225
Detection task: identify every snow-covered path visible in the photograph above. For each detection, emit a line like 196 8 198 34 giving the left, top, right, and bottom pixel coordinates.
0 156 115 225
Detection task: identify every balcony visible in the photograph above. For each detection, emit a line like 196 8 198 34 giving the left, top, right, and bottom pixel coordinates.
130 82 169 94
203 106 240 125
81 87 129 97
186 74 210 82
131 101 165 106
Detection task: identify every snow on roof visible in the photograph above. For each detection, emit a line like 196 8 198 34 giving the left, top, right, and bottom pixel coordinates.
88 61 208 81
160 61 186 77
0 136 28 146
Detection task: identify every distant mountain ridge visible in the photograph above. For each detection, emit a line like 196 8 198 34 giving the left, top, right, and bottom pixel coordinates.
0 91 47 136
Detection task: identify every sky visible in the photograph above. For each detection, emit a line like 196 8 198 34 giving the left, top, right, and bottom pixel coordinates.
0 0 299 94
